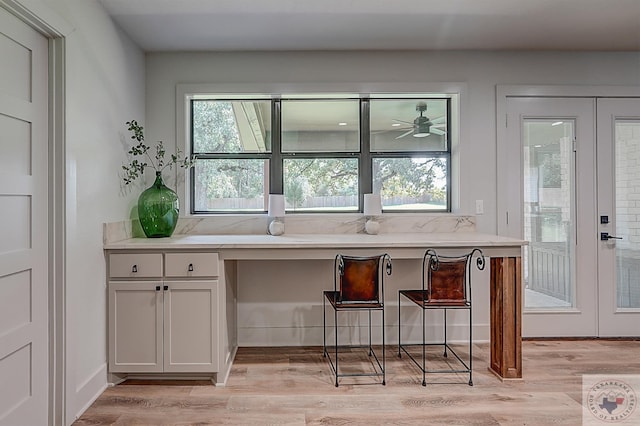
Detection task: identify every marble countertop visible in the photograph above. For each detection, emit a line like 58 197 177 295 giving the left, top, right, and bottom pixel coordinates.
104 232 527 250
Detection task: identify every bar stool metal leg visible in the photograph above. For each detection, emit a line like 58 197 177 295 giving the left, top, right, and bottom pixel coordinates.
443 309 448 358
398 292 402 358
422 299 426 386
334 306 338 387
382 307 386 385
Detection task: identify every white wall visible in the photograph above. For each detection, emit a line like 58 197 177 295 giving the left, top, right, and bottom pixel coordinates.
41 0 145 423
145 50 640 346
146 50 640 233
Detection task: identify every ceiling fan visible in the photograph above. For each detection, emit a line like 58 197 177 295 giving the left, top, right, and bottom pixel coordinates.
388 101 446 139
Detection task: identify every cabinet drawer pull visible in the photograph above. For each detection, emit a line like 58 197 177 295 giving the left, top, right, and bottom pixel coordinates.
188 263 194 272
163 285 169 291
155 285 161 291
132 265 138 273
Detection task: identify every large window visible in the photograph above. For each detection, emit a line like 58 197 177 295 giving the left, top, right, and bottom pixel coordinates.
190 96 451 213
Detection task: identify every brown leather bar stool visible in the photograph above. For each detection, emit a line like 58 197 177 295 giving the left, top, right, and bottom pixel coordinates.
323 253 392 387
398 248 484 386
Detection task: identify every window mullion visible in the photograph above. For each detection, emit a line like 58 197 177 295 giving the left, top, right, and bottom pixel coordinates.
270 99 282 194
360 99 372 209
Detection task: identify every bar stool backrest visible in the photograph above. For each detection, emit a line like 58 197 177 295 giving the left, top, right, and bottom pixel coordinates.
426 257 467 303
423 248 485 304
337 255 380 303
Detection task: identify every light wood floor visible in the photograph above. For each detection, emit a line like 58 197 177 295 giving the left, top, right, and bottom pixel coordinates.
74 340 640 425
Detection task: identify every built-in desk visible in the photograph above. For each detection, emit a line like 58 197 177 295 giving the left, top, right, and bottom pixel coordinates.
105 232 526 384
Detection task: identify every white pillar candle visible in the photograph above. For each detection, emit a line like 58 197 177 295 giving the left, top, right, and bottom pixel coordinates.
363 194 382 235
363 193 382 216
268 194 285 217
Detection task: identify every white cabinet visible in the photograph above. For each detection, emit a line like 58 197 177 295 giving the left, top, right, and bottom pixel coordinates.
108 252 219 375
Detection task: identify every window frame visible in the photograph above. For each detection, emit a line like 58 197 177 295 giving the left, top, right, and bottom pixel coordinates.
181 89 456 215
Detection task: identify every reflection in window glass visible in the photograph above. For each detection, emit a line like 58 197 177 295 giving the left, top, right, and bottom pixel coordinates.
193 159 268 212
283 158 358 211
370 99 448 152
281 100 359 152
372 157 447 210
192 100 271 153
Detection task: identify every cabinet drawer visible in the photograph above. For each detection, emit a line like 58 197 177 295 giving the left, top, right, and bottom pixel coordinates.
109 253 163 278
165 253 219 277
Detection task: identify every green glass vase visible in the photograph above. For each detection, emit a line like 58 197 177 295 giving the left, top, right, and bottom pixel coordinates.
137 171 179 238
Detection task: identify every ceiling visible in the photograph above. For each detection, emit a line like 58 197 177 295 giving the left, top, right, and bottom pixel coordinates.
99 0 640 52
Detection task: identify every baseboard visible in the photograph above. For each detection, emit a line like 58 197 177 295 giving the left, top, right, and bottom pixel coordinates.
238 324 491 346
524 336 640 341
71 363 107 424
216 345 238 387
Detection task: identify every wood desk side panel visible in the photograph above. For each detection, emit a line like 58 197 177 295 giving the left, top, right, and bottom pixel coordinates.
489 256 522 379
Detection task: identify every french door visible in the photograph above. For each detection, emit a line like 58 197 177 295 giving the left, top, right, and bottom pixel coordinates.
597 99 640 336
506 97 598 336
505 96 640 337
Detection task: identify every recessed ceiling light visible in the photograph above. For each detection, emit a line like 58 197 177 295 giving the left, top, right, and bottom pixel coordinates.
391 123 401 127
534 145 542 148
338 122 347 126
551 121 563 126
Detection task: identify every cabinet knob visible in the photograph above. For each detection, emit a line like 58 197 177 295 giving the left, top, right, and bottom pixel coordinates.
131 265 138 273
155 285 161 291
188 263 194 272
163 285 169 291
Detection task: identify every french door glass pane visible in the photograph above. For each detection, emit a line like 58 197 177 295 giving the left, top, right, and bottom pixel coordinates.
615 120 640 308
523 120 574 309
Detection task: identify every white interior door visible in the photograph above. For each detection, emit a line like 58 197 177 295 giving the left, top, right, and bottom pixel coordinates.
505 97 598 337
0 7 49 425
597 98 640 336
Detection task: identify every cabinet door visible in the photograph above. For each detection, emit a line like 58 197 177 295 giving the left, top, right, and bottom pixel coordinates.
109 282 163 373
163 280 219 373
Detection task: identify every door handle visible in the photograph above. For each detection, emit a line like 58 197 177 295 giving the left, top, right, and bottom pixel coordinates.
600 232 623 241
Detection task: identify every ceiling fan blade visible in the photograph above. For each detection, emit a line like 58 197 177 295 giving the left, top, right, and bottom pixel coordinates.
430 123 446 128
430 116 446 124
395 129 414 139
392 118 414 125
371 126 412 134
430 127 445 136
